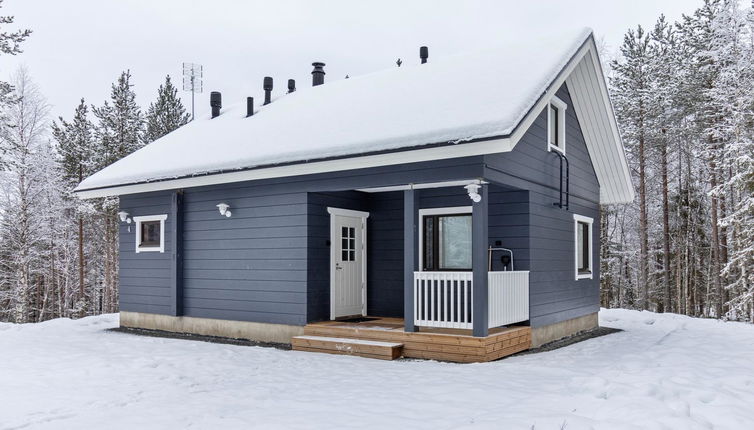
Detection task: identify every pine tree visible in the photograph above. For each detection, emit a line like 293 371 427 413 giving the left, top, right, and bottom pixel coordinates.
90 70 144 314
92 70 144 170
610 25 654 310
143 75 190 144
52 99 94 186
52 99 95 309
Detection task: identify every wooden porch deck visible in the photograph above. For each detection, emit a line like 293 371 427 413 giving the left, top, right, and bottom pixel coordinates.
296 317 531 363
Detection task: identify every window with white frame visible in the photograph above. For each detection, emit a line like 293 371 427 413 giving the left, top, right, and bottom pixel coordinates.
573 214 593 280
134 214 167 253
547 96 567 154
419 207 472 271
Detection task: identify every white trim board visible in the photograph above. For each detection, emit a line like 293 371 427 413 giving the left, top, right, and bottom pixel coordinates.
133 214 168 253
418 206 473 272
573 213 593 280
547 95 567 155
357 179 482 193
75 138 511 199
327 207 369 320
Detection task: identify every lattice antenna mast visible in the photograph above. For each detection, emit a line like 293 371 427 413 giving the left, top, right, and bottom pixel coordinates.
182 62 203 121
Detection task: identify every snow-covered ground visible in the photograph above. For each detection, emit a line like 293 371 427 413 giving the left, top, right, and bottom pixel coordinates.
1 309 752 430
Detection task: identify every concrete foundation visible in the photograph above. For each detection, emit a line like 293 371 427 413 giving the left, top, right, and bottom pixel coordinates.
120 311 304 344
530 312 599 348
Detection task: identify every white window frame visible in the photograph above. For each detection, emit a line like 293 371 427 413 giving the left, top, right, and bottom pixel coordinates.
547 96 567 155
573 214 593 280
134 214 168 253
418 206 472 272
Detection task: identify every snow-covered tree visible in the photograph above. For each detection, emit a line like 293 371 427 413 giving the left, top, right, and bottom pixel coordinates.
92 70 144 170
0 68 50 322
143 75 190 144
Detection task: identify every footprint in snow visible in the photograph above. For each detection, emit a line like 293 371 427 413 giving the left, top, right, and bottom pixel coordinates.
644 319 655 325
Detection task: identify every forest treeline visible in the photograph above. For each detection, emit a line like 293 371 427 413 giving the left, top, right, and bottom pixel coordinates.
603 0 753 322
0 2 189 322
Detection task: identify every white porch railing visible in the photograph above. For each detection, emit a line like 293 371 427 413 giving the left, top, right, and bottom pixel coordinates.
487 271 529 328
414 272 473 329
413 271 529 330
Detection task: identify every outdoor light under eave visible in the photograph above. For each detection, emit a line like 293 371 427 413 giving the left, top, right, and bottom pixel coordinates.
117 211 131 224
216 203 232 218
118 211 132 232
465 183 482 203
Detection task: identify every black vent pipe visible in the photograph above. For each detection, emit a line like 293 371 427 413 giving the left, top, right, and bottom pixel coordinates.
210 91 221 118
551 151 570 210
263 77 273 105
311 62 325 86
420 46 428 64
288 79 296 93
246 97 254 117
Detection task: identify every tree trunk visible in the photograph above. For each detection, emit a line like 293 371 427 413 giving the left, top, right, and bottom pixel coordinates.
638 116 649 310
709 164 723 318
78 165 85 309
661 133 671 312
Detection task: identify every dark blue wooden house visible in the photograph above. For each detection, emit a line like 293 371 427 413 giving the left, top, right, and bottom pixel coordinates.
76 28 633 362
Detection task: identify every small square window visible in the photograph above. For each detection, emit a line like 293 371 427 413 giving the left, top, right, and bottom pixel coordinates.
140 221 161 247
134 214 167 253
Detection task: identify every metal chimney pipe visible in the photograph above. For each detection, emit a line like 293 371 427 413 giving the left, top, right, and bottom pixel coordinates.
420 46 428 64
287 79 296 93
263 76 273 105
210 91 222 118
311 62 326 86
246 97 254 117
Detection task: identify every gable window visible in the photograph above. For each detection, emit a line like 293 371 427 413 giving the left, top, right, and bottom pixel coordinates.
419 207 472 271
134 214 167 253
573 214 593 280
547 96 567 154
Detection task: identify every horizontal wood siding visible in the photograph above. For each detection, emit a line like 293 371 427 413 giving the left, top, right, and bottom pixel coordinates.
181 184 309 326
119 191 174 315
366 192 404 318
121 157 485 327
484 83 600 328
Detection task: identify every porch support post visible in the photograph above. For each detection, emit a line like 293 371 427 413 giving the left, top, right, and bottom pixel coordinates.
472 183 489 337
403 188 418 332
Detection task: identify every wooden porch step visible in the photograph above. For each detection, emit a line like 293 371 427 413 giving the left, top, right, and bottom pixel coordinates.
291 335 403 360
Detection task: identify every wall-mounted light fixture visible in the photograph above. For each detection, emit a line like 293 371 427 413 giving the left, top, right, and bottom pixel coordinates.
464 183 482 203
118 211 132 232
118 211 132 223
216 203 232 218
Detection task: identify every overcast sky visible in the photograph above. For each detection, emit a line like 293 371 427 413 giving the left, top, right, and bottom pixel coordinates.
0 0 696 120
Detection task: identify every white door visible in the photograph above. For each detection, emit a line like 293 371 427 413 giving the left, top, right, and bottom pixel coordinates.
329 209 368 319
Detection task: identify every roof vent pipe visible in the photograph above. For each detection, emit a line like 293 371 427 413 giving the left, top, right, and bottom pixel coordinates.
311 62 325 86
246 97 254 117
288 79 296 93
210 91 222 118
263 77 273 105
420 46 428 64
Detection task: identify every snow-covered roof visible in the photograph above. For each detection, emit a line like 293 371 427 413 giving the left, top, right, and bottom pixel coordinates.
76 28 633 204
